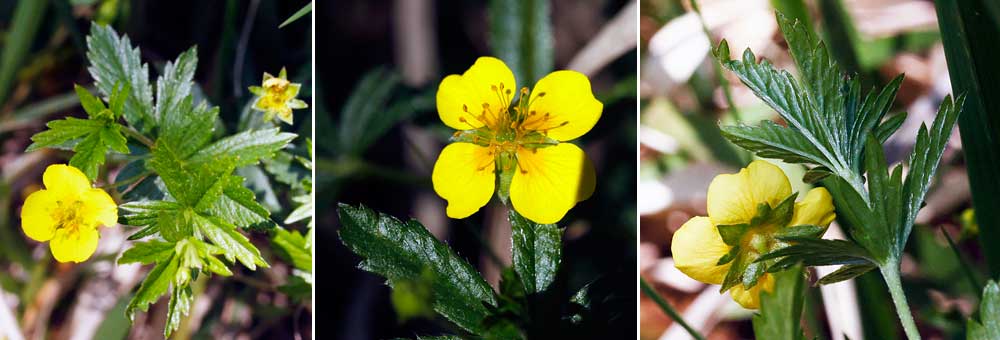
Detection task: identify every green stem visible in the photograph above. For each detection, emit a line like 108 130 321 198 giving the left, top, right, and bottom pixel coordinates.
121 125 155 148
640 277 705 340
690 0 742 123
880 264 921 340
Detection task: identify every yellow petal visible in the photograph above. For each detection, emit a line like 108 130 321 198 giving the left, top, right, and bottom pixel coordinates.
790 187 836 227
43 164 92 196
82 188 118 228
524 70 603 141
50 226 99 263
21 189 59 242
729 273 775 309
510 143 595 224
671 216 731 284
436 57 516 130
432 143 496 219
707 160 791 225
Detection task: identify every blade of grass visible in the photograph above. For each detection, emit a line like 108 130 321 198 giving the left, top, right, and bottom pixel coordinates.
0 0 50 109
640 277 705 340
941 226 984 294
817 0 861 73
279 2 311 28
0 89 84 133
934 0 1000 278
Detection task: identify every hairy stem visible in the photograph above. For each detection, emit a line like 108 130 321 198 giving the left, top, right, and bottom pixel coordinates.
640 277 705 340
121 125 155 148
880 263 921 340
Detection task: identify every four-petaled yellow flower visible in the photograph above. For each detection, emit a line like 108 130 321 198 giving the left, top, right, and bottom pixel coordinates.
21 164 118 263
671 160 836 308
249 68 308 125
431 57 602 224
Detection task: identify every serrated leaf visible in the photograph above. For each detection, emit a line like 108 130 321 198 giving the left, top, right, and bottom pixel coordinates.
508 210 561 294
752 265 806 340
164 286 192 338
188 128 296 168
271 227 311 272
206 175 275 231
721 122 829 166
817 263 876 285
120 200 181 229
26 117 104 151
758 237 875 272
126 252 179 321
874 112 907 143
967 281 1000 340
192 214 267 270
75 84 107 117
86 24 154 130
149 143 236 206
337 204 496 333
118 239 175 264
156 48 218 158
284 192 314 228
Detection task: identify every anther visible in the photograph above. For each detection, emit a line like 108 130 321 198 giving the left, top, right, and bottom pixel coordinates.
491 85 498 91
463 104 469 112
537 92 546 97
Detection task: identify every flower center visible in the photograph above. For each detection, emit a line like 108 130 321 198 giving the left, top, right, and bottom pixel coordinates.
54 200 87 232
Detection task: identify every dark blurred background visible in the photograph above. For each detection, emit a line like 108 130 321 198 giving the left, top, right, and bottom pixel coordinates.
0 0 311 338
316 0 637 338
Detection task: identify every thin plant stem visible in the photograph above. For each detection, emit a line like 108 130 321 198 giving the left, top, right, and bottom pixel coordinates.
640 277 705 340
880 264 921 340
690 0 742 123
121 125 155 148
941 227 984 293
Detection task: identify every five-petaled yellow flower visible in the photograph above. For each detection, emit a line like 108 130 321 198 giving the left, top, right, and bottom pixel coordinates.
249 68 308 125
431 57 602 224
20 164 118 263
671 160 835 308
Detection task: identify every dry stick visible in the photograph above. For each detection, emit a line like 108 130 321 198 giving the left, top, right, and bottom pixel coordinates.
640 277 705 340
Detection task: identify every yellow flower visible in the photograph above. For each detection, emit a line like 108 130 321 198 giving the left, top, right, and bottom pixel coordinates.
20 164 118 263
249 68 308 124
671 160 835 308
431 57 602 224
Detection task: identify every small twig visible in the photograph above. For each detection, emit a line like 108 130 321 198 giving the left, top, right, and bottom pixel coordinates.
120 125 155 148
640 277 705 340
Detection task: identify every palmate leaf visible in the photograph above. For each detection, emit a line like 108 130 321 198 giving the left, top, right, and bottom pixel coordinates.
967 281 1000 340
26 85 131 180
508 210 561 294
752 265 806 340
338 204 497 334
271 227 311 272
86 24 154 131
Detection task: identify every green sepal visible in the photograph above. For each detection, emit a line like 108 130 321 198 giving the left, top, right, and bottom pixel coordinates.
753 193 798 228
517 131 559 149
717 223 749 246
496 152 515 204
773 225 828 240
450 128 494 146
717 245 741 265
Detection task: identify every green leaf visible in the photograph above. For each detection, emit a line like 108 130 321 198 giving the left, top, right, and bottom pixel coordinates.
338 204 496 333
118 239 175 264
752 265 806 340
164 286 192 338
188 128 296 168
279 2 312 28
125 252 179 321
284 192 314 228
192 214 267 270
817 262 876 285
508 210 561 294
204 175 275 231
935 0 1000 277
149 143 236 207
489 0 553 85
874 112 907 143
156 47 217 158
900 95 963 251
75 84 108 117
271 227 311 272
86 24 154 130
721 122 829 166
334 68 433 156
26 117 104 151
967 281 1000 340
758 237 875 272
